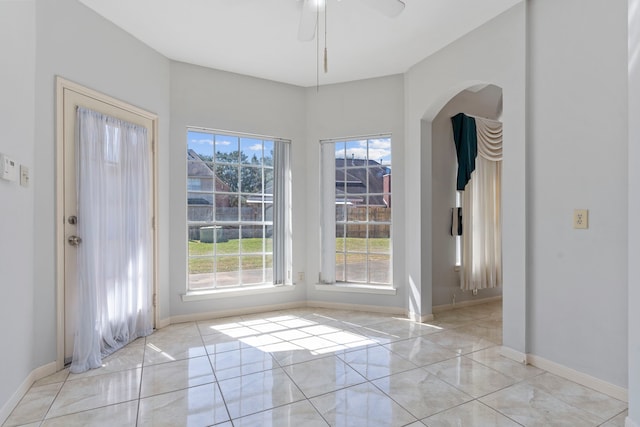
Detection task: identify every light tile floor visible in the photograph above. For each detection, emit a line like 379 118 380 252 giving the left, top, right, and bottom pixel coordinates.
3 301 628 427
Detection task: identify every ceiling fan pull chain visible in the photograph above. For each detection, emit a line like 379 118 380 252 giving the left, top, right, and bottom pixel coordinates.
324 0 328 73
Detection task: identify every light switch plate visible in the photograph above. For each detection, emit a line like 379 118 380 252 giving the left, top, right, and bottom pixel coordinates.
574 209 588 229
20 165 29 187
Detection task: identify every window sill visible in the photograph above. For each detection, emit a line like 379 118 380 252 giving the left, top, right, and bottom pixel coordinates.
314 283 397 295
182 283 295 302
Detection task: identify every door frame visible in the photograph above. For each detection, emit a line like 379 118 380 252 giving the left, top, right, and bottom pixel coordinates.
55 77 159 371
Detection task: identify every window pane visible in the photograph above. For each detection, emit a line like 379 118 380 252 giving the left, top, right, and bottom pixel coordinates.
217 226 239 253
188 131 214 159
263 140 274 166
264 202 273 222
265 255 273 283
368 138 391 166
335 252 345 282
241 166 263 194
345 253 367 283
241 255 264 285
345 167 367 196
215 203 238 222
189 234 214 256
345 140 366 163
215 256 240 287
264 168 274 195
335 203 346 222
240 138 263 165
334 142 346 160
366 203 391 223
368 254 391 284
188 204 213 223
188 271 214 291
265 225 273 253
240 196 263 222
368 234 390 254
215 164 238 192
346 205 365 223
335 225 345 252
215 135 239 163
240 226 263 253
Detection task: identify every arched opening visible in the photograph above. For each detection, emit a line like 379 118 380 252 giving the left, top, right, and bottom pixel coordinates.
409 79 526 360
430 84 503 308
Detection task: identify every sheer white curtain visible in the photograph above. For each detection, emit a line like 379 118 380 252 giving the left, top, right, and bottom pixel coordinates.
70 107 153 373
461 118 502 291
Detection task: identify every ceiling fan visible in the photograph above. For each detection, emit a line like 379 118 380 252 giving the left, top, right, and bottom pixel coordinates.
297 0 406 41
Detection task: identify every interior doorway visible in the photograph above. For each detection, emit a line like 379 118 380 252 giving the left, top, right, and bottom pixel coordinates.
430 84 504 308
55 78 159 369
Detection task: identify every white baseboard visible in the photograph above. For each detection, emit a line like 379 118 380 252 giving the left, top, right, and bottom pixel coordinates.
168 301 305 324
432 296 502 313
527 354 628 402
306 300 405 316
499 346 527 364
157 317 171 329
0 361 57 425
407 312 435 322
626 416 639 427
165 300 409 327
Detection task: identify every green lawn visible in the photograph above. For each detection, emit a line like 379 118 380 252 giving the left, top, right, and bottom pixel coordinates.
188 237 390 274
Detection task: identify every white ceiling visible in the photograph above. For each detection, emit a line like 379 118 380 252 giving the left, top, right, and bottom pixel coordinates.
78 0 522 88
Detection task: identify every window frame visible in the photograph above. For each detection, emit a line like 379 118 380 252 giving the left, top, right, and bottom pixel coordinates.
320 134 393 287
186 127 291 293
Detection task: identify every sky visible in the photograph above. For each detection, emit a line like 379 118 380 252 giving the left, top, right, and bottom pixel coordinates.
334 138 391 166
188 131 273 164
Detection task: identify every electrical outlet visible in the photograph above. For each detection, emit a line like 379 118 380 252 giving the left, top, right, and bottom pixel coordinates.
298 272 305 282
573 209 588 229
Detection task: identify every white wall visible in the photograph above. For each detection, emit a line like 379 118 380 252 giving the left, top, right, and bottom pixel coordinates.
303 75 406 309
0 0 36 414
527 0 628 387
628 0 640 422
33 0 171 363
168 62 308 317
431 86 503 307
404 3 526 343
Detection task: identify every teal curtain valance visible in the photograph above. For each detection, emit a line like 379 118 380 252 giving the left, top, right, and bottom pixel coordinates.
451 112 477 191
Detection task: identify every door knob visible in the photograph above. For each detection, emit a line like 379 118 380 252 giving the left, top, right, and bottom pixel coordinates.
68 235 82 246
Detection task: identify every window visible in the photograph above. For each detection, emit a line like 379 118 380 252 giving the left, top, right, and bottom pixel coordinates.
320 136 392 286
187 129 291 291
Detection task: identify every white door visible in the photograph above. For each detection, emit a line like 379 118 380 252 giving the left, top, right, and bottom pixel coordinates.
61 83 156 364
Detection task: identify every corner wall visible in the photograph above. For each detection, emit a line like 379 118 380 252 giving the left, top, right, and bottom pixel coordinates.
168 61 308 317
34 0 171 365
404 3 526 348
527 0 628 387
303 75 406 310
628 0 640 422
0 0 36 415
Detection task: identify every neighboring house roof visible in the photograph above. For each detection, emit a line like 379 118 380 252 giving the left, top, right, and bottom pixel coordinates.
187 149 213 178
335 158 390 206
187 149 231 197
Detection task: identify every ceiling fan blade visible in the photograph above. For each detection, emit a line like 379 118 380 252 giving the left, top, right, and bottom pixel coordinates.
298 0 318 41
359 0 405 17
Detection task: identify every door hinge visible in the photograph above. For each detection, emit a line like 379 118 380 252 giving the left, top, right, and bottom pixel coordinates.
153 293 157 308
151 140 155 153
151 216 155 229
